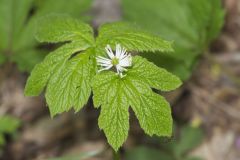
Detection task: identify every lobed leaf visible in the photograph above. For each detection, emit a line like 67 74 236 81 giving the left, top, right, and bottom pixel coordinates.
124 76 173 136
92 72 119 108
24 41 90 96
92 56 178 150
123 0 225 80
128 56 182 91
99 86 130 151
46 52 94 117
96 22 173 53
24 14 183 151
130 91 173 136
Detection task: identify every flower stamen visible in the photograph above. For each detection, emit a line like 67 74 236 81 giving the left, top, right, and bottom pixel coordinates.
111 57 119 66
96 44 132 78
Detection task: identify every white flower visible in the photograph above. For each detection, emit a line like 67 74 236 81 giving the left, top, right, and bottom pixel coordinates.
96 44 132 77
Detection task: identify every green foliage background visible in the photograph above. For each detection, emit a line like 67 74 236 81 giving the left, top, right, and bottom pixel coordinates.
126 125 204 160
0 116 20 147
122 0 225 80
0 0 92 72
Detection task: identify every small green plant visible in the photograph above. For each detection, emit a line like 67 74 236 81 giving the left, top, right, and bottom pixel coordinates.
0 116 20 147
24 14 182 151
126 125 204 160
0 0 92 72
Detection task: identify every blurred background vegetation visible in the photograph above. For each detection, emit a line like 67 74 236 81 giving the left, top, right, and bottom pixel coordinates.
0 0 240 159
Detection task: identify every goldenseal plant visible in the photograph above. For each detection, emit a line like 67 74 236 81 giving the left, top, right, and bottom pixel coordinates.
24 14 182 151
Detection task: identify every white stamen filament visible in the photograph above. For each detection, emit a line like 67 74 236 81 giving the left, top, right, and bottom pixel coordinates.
96 44 132 77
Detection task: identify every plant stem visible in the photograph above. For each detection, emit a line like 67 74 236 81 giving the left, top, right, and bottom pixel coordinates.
113 150 120 160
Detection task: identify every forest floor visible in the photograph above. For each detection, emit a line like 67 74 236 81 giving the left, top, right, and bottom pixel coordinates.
0 0 240 160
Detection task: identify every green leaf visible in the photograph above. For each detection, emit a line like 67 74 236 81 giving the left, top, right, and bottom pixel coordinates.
0 116 20 147
185 157 203 160
24 41 90 96
123 75 173 136
122 0 225 80
155 125 204 159
126 146 173 160
0 53 7 65
0 116 20 134
25 15 96 116
92 72 129 151
98 82 130 151
25 15 182 151
0 134 5 146
174 126 204 156
35 0 92 18
92 56 178 150
35 14 94 45
16 0 93 51
24 62 49 96
92 71 121 108
130 91 173 137
96 22 173 53
128 56 182 91
140 53 194 81
11 49 46 72
0 0 93 72
0 0 33 50
187 0 225 44
46 51 94 117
